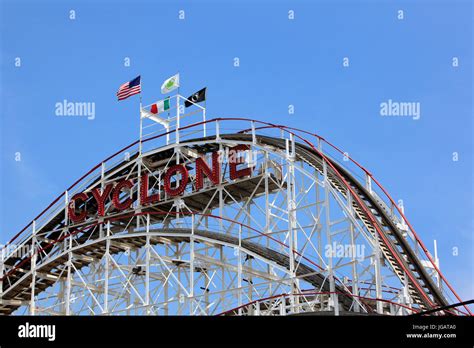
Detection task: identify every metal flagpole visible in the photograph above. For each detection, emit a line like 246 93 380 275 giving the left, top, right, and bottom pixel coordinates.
175 73 181 227
176 72 180 145
139 77 143 155
203 94 207 137
137 76 143 233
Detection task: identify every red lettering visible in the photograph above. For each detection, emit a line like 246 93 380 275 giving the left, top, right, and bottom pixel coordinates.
229 145 253 180
91 184 113 217
195 151 221 190
164 164 189 196
68 192 88 223
140 173 160 205
67 147 255 221
112 180 134 211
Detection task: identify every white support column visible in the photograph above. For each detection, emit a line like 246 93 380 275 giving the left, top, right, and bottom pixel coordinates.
237 224 242 315
264 151 271 295
145 214 151 315
103 221 110 314
64 190 72 315
66 231 72 315
286 134 299 313
136 145 143 232
323 161 339 315
264 152 270 238
317 138 322 262
347 194 360 313
204 267 209 315
177 255 183 315
247 203 253 303
126 249 132 315
316 167 322 262
164 245 169 316
220 245 225 313
29 220 37 315
218 143 224 233
374 232 384 314
100 162 105 238
190 214 195 315
280 298 286 315
175 147 181 225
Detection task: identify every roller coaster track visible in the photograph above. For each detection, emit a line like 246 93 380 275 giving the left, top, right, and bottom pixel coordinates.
0 121 465 315
245 134 449 311
1 223 361 315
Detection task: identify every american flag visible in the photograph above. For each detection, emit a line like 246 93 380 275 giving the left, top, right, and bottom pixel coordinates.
117 76 141 101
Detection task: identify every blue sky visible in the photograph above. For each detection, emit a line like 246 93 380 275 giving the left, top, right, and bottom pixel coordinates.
1 0 472 302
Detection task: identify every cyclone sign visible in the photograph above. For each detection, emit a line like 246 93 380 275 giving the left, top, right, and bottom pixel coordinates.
67 145 254 223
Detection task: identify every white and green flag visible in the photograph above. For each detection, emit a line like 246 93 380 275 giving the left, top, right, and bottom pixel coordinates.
161 73 180 94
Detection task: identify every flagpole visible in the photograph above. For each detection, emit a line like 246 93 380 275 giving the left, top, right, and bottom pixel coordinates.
203 92 207 137
137 77 143 231
176 71 180 146
175 73 180 226
139 79 143 155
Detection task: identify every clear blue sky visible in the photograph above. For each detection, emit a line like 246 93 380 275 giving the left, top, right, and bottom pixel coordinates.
1 0 472 301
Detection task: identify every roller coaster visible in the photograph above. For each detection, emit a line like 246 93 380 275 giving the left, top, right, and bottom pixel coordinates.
0 95 470 316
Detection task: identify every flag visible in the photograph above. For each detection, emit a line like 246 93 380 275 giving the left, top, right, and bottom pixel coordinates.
184 87 207 107
117 76 141 101
150 98 171 114
161 73 180 94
